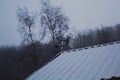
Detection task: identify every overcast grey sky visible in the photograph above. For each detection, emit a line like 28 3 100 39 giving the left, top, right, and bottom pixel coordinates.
0 0 120 46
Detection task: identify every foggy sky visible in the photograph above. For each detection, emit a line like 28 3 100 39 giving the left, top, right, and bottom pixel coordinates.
0 0 120 46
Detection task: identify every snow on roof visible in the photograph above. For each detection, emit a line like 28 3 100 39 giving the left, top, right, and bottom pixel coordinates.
26 41 120 80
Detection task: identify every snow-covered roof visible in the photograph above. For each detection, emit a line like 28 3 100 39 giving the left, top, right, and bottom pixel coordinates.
26 41 120 80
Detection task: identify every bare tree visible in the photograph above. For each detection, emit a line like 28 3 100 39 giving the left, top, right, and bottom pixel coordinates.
17 7 36 46
115 24 120 41
99 25 115 44
40 1 69 47
17 7 40 69
17 7 47 45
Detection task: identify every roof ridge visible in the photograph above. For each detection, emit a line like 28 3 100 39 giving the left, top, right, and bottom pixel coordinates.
62 41 120 54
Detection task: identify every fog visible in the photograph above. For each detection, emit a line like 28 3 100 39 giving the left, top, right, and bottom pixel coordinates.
0 0 120 45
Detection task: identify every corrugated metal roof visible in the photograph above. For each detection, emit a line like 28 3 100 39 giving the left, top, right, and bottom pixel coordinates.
26 41 120 80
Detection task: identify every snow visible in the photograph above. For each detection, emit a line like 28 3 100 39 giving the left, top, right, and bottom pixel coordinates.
26 42 120 80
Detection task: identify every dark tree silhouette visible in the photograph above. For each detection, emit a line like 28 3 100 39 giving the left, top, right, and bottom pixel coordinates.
16 7 40 69
115 24 120 41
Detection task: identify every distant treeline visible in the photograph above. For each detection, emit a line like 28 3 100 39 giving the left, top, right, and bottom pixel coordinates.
0 43 60 80
0 24 120 80
72 24 120 48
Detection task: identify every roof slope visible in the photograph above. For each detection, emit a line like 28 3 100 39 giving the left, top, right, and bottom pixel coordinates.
26 42 120 80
